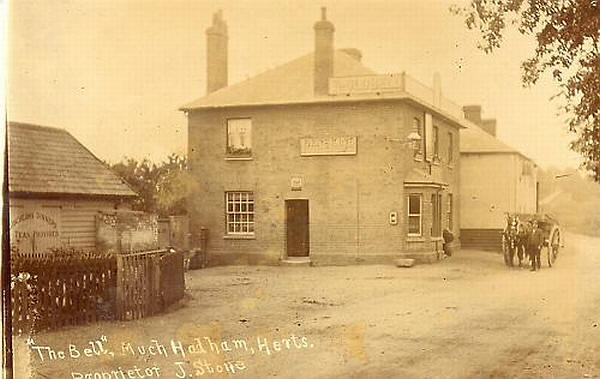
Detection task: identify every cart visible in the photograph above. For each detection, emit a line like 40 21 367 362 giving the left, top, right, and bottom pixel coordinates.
513 213 562 267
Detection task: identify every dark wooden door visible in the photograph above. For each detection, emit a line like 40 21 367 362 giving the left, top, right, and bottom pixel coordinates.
286 200 309 257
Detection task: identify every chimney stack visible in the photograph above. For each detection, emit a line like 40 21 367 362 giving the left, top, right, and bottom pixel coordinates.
463 105 482 125
481 119 497 136
313 7 335 95
206 10 228 94
464 105 497 136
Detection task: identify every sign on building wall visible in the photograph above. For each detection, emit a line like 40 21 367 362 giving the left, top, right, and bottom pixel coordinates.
9 206 61 254
329 74 404 95
300 136 357 156
290 177 302 191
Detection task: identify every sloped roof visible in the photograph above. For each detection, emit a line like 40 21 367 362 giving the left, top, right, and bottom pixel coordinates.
460 121 534 162
181 50 375 110
181 49 468 131
8 122 137 198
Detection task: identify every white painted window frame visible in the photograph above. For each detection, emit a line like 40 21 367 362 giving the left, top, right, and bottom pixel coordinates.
225 191 255 235
407 193 423 236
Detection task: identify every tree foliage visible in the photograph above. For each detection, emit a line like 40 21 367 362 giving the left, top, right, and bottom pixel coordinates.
110 154 196 216
536 166 600 235
452 0 600 181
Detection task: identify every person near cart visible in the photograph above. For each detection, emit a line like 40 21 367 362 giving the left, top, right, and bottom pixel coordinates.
527 220 544 271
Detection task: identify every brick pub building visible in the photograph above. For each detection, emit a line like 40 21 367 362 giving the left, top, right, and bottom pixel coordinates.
182 9 466 265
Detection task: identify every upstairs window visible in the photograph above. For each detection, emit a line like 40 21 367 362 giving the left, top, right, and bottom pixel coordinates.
227 118 252 157
433 125 439 159
408 194 422 236
413 117 423 157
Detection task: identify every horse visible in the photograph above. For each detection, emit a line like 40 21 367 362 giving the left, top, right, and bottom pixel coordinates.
515 221 529 266
502 214 521 267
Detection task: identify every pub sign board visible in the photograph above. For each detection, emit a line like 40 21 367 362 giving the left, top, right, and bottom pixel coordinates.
9 206 61 254
300 136 357 156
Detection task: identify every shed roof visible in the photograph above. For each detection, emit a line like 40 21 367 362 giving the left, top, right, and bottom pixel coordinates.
8 122 138 198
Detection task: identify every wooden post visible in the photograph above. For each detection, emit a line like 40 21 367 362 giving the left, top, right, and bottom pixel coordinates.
115 254 123 320
200 227 208 267
152 254 161 314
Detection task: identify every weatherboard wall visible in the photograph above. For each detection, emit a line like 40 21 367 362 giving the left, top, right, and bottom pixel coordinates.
9 197 132 253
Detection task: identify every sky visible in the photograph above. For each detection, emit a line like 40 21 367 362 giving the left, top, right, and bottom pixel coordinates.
6 0 583 169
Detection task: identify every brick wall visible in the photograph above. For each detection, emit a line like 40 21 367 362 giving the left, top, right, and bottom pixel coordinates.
188 99 459 264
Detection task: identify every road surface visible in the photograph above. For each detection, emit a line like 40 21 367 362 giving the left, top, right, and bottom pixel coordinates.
19 232 600 378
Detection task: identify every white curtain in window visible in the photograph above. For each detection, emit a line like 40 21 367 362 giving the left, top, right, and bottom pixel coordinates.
227 119 252 150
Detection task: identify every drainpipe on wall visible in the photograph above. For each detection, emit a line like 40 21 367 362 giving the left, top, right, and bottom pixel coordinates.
355 179 360 258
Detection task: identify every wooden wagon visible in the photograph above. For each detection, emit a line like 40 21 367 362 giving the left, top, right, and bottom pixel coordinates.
503 213 562 267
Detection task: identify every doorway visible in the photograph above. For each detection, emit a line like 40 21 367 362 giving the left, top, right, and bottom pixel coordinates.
285 199 309 257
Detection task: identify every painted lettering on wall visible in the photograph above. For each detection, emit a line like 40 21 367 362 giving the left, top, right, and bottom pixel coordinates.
300 136 357 156
10 207 61 253
329 74 404 95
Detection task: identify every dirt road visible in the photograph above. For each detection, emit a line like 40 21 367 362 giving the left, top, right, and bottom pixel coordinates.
20 232 600 378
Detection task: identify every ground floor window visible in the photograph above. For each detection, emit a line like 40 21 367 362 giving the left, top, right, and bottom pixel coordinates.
226 191 254 234
431 193 442 237
408 194 422 236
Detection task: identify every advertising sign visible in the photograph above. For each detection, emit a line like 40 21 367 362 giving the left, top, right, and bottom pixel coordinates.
10 206 61 253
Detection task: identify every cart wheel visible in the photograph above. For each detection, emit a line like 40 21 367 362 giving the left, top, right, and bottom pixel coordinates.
547 246 558 267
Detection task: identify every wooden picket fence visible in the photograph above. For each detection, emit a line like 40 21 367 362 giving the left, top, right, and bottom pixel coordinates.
11 252 116 334
11 249 185 333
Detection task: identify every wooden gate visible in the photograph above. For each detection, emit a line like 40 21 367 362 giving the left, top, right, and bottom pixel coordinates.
114 249 185 321
115 250 160 320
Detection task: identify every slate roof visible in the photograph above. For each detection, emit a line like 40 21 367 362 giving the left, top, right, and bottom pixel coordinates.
460 121 534 162
181 50 375 110
8 122 138 198
180 48 470 133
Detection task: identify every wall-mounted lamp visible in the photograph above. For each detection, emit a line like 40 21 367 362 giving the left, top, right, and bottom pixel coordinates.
406 131 422 152
385 132 422 152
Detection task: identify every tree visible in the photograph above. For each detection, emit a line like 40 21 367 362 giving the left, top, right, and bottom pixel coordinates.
452 0 600 182
110 157 159 213
153 154 198 216
110 154 195 216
